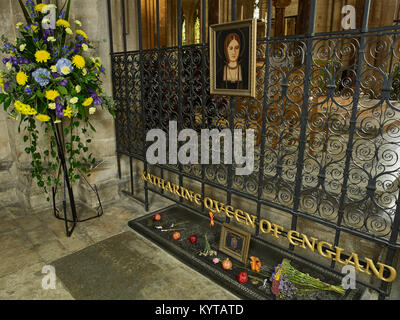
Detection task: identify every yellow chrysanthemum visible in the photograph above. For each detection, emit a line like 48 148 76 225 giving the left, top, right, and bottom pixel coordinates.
56 19 70 28
36 114 50 122
72 55 85 69
76 29 88 40
16 72 28 86
14 100 37 115
45 90 60 101
64 105 72 118
35 3 46 12
82 97 93 107
35 50 51 63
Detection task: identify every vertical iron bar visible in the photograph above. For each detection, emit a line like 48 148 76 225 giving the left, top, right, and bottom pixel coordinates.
130 156 134 194
379 4 400 299
121 0 128 52
156 0 164 194
177 0 184 201
107 0 121 179
201 0 206 213
54 123 77 237
332 0 371 270
290 0 317 246
231 0 237 21
226 0 237 221
255 0 273 236
122 0 133 196
137 0 149 211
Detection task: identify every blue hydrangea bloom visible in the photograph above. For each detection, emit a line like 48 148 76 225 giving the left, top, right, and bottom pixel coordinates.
56 58 74 75
32 68 51 87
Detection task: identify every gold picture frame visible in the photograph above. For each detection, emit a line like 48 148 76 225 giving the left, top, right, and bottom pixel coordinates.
209 19 257 97
219 223 251 264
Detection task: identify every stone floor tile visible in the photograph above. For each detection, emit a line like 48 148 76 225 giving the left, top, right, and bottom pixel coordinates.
33 240 70 263
0 247 42 278
13 214 44 232
0 262 73 300
25 226 58 246
0 220 20 235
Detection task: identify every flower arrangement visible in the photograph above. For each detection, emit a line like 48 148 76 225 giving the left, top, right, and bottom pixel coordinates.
0 0 114 200
270 259 346 299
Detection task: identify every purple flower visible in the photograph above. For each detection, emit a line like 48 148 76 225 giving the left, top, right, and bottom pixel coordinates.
43 29 54 40
77 35 84 42
3 81 10 92
55 97 64 118
88 88 102 106
25 86 33 95
74 43 82 54
2 58 9 64
18 58 30 65
58 79 68 86
93 96 102 106
9 56 18 67
59 10 66 19
52 72 61 79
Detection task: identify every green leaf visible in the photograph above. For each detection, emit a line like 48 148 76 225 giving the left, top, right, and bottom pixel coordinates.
23 136 28 142
57 86 68 95
4 96 11 112
17 0 32 25
88 122 96 132
65 0 72 21
36 90 44 99
0 93 6 104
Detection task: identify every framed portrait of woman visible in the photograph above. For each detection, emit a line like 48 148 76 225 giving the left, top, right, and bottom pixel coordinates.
209 19 257 98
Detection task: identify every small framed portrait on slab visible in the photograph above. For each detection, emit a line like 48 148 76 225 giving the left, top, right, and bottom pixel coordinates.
209 19 257 98
219 223 251 264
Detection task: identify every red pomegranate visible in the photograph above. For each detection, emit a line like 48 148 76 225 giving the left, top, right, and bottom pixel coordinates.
153 213 161 221
237 272 248 284
188 235 197 244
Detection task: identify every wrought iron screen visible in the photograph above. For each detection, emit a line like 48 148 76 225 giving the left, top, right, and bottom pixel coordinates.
107 0 400 299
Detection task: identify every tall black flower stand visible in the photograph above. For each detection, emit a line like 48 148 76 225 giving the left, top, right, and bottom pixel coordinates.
51 121 103 237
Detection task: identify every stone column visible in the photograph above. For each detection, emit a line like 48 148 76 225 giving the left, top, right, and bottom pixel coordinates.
273 0 291 36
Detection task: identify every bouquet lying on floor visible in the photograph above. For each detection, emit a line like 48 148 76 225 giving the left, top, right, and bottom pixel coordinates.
270 258 346 299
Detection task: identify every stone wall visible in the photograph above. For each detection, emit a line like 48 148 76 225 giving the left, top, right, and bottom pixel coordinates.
0 0 130 211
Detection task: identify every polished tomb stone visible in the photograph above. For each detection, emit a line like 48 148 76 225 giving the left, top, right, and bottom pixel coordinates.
128 205 367 300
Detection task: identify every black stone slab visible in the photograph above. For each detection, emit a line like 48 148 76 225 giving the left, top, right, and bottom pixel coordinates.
128 205 366 300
